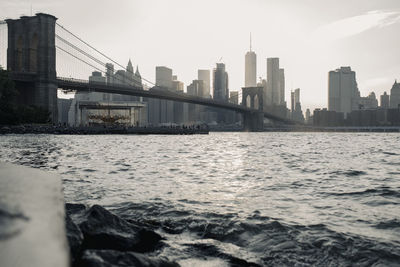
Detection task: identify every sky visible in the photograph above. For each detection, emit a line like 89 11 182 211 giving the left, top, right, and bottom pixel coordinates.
1 0 399 111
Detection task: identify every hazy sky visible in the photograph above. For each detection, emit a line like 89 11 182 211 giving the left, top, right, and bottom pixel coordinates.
1 0 400 111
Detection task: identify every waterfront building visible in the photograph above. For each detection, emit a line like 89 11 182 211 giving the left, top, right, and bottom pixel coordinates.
328 66 360 116
198 69 211 98
313 108 344 127
380 91 390 108
389 80 400 108
68 63 147 127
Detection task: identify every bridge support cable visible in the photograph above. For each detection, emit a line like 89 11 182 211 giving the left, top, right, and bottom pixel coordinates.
55 33 143 88
55 22 156 87
55 37 142 88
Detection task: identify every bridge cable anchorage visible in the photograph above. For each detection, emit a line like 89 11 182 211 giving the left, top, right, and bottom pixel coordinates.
55 34 142 88
55 22 156 87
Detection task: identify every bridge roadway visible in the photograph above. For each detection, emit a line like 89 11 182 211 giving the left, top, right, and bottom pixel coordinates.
9 72 297 125
56 77 296 125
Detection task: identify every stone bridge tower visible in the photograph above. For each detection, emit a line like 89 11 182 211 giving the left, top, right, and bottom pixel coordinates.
6 13 58 122
242 86 264 131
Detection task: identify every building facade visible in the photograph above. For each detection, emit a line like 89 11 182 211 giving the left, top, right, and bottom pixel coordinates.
198 69 211 98
245 51 257 87
213 63 229 101
266 58 280 106
359 92 378 110
390 80 400 108
380 91 390 108
328 66 360 116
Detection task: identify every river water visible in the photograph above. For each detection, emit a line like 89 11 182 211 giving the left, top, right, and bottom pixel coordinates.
1 133 399 266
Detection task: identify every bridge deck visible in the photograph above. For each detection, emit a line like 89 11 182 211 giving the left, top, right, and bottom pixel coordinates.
56 77 297 124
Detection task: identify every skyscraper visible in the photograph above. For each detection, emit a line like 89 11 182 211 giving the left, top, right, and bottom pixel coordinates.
213 63 229 101
154 66 174 123
198 69 211 98
380 91 390 108
328 67 360 116
245 35 256 87
291 88 304 122
389 80 400 108
266 58 280 106
156 66 173 88
279 68 285 106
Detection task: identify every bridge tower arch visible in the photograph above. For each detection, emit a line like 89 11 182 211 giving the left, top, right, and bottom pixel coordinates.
242 86 264 131
6 13 58 122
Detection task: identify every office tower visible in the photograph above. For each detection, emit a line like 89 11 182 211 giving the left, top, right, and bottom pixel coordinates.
291 88 304 122
153 66 174 123
156 66 173 88
198 69 211 98
279 68 285 106
390 80 400 108
245 35 256 87
213 63 229 101
291 88 300 112
380 91 390 108
266 58 280 106
328 66 360 116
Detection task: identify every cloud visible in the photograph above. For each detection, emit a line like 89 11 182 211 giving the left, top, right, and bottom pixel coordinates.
312 10 400 42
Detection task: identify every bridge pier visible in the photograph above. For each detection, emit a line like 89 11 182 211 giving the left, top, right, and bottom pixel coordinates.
243 111 264 132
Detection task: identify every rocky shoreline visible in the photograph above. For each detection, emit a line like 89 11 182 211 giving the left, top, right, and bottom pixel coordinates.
0 125 209 135
65 203 180 267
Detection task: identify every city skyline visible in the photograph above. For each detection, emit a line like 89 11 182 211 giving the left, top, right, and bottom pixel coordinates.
1 0 399 112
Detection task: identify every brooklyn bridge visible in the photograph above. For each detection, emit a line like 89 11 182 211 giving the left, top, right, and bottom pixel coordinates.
0 13 299 131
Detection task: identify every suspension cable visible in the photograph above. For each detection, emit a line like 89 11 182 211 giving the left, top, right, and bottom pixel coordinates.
56 22 156 87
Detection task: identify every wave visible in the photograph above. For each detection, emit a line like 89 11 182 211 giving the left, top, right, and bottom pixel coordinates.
106 202 400 266
329 187 400 198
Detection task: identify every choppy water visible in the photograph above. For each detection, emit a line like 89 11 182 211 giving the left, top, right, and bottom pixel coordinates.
1 133 400 266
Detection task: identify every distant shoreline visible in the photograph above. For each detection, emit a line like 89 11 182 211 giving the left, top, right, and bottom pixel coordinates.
1 125 400 134
0 125 209 135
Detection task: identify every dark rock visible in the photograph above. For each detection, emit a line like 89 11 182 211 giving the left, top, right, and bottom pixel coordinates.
78 205 162 252
79 249 180 267
65 214 84 263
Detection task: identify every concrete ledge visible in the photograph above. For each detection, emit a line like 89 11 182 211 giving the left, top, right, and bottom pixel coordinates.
0 162 69 267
